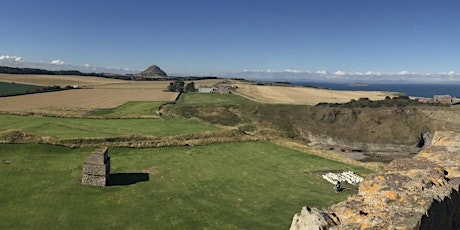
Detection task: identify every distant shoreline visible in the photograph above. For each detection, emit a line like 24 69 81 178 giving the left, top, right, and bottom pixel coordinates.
291 82 460 98
348 82 369 87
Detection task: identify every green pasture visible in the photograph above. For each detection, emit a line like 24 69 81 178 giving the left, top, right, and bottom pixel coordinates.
0 114 220 138
86 101 163 117
177 93 255 105
0 142 372 229
0 82 45 96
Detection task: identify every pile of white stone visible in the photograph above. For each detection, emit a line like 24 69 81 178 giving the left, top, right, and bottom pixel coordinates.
322 171 363 186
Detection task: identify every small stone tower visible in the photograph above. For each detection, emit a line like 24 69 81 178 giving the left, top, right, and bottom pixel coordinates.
82 147 110 186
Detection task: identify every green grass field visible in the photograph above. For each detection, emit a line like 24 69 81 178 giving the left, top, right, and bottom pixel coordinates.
168 93 257 127
86 101 163 117
177 93 255 105
0 142 372 229
0 82 45 96
0 114 220 138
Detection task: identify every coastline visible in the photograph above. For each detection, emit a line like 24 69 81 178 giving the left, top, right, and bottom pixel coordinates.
292 82 460 98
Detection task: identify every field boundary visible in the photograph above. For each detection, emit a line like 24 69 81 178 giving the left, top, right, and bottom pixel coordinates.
156 91 183 116
0 128 264 148
0 128 382 172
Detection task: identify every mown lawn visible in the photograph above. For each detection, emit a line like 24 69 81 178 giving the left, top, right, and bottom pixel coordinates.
0 114 220 138
0 142 372 229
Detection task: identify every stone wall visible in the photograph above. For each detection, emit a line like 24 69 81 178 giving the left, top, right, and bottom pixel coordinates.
290 131 460 229
82 147 110 186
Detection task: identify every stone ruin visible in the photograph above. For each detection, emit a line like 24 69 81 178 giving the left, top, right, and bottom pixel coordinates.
290 131 460 229
82 147 110 186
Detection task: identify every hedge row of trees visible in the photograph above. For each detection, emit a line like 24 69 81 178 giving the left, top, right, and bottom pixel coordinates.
0 66 84 75
167 79 196 92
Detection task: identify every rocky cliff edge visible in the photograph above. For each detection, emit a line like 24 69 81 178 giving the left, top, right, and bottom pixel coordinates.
290 131 460 230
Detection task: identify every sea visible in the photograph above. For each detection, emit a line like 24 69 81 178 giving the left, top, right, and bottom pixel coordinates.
291 82 460 98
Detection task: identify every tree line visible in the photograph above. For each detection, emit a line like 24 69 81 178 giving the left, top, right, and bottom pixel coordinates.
167 79 196 92
0 66 85 75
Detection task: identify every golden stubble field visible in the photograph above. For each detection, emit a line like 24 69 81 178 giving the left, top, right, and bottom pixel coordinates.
0 73 124 87
0 73 395 111
0 74 226 113
0 74 217 112
234 82 395 105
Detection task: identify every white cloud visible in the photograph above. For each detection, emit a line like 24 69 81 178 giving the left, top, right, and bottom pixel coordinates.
83 64 91 67
447 71 455 76
365 71 380 76
283 69 303 73
333 70 347 76
0 55 24 62
398 70 409 75
51 59 66 65
316 70 327 75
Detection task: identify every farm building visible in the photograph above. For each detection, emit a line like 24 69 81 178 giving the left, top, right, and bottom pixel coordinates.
417 97 428 103
434 95 452 104
198 87 217 93
199 86 231 94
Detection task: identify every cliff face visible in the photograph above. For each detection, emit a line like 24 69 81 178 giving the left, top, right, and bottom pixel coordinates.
290 131 460 230
254 106 446 161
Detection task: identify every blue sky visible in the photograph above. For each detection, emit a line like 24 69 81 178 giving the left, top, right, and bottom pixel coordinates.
1 0 460 75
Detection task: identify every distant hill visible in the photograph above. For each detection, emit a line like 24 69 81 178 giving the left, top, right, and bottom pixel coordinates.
136 65 167 78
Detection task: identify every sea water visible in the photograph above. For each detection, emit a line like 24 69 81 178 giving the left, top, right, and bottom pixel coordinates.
292 82 460 98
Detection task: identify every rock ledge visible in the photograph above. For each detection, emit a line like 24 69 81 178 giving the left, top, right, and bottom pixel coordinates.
290 131 460 230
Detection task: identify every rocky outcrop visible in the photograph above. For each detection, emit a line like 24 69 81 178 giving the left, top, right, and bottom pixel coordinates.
290 131 460 229
136 65 167 77
304 131 423 162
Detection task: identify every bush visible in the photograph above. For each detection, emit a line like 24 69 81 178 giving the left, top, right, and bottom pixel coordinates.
238 124 257 132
